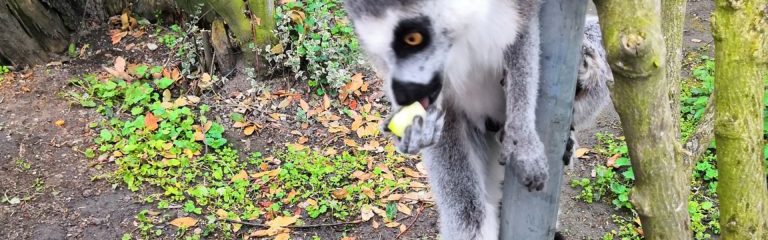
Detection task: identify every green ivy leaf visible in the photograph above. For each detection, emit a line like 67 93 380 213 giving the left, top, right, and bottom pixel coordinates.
614 157 631 167
100 129 113 142
154 77 174 89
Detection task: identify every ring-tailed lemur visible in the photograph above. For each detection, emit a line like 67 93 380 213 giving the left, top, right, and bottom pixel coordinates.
344 0 611 238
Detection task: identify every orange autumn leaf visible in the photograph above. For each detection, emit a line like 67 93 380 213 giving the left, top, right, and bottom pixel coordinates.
144 112 159 131
244 125 257 136
323 94 331 109
606 153 621 168
299 98 310 112
169 217 198 228
109 30 128 44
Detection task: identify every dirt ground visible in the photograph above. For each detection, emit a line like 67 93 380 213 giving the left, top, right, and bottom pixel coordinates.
0 1 714 239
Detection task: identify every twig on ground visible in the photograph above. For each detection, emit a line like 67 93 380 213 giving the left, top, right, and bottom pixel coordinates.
396 203 425 239
226 215 413 229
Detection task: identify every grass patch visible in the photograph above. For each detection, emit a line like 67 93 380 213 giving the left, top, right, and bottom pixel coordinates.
64 63 422 238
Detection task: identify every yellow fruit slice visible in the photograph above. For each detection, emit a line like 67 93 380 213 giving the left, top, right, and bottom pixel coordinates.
388 103 427 137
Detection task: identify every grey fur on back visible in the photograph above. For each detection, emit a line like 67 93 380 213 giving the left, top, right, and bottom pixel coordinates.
574 16 612 130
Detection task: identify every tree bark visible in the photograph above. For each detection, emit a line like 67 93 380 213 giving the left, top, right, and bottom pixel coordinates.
211 19 235 74
662 0 686 141
249 0 276 45
713 0 768 239
0 0 274 67
0 0 73 65
594 0 691 239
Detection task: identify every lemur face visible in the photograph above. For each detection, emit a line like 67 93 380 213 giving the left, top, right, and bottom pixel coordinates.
344 0 477 108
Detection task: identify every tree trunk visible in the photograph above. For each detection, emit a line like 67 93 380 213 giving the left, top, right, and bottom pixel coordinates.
0 0 274 68
249 0 276 45
713 0 768 239
211 19 235 74
594 0 691 239
662 0 686 141
0 0 71 65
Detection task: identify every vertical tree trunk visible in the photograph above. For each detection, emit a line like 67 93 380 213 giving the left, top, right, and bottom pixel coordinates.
594 0 691 239
662 0 686 141
249 0 276 45
713 0 768 239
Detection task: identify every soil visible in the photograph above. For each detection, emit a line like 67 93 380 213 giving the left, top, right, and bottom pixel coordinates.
0 1 714 239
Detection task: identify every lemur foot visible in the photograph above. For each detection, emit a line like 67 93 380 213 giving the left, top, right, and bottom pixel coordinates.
504 149 548 191
383 106 445 154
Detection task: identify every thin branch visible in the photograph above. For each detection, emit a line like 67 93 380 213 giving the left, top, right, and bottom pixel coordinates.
683 93 715 167
396 203 425 239
226 215 412 229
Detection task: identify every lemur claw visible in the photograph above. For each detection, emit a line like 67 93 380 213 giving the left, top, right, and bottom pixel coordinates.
383 106 445 154
505 152 548 192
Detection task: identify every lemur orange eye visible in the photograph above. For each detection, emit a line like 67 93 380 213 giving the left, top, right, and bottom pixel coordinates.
404 32 423 46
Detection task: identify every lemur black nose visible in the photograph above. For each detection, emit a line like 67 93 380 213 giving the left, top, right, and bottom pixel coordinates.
391 74 442 106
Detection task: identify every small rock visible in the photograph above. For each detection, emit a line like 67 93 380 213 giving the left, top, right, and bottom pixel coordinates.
691 38 702 43
147 43 159 51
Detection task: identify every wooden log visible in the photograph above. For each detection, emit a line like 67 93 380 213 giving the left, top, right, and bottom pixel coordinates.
200 30 214 72
210 19 235 74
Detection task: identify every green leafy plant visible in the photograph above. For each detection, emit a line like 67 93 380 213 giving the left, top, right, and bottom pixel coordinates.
0 65 11 83
267 0 363 93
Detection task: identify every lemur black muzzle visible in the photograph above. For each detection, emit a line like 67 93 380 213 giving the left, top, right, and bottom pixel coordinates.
391 73 442 108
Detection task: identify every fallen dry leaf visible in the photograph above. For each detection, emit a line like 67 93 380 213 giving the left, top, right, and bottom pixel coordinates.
299 99 310 112
144 112 159 131
278 97 293 109
231 170 249 182
361 205 374 221
268 216 298 228
397 203 412 215
250 228 285 237
169 217 198 228
114 56 126 72
606 153 621 168
323 94 331 109
251 169 281 179
199 73 213 89
54 120 65 127
193 130 205 141
343 73 364 93
361 186 375 199
233 121 248 128
402 167 422 178
244 125 257 136
275 233 290 240
174 97 188 107
385 222 401 228
332 188 349 199
574 148 590 158
109 30 128 44
343 138 358 147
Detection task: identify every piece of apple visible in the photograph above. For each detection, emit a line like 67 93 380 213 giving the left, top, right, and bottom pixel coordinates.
387 102 427 137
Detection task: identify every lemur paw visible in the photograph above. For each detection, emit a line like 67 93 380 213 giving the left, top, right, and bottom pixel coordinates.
382 106 445 154
505 151 548 191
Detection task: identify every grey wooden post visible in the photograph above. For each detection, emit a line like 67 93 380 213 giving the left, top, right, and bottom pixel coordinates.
499 0 588 239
